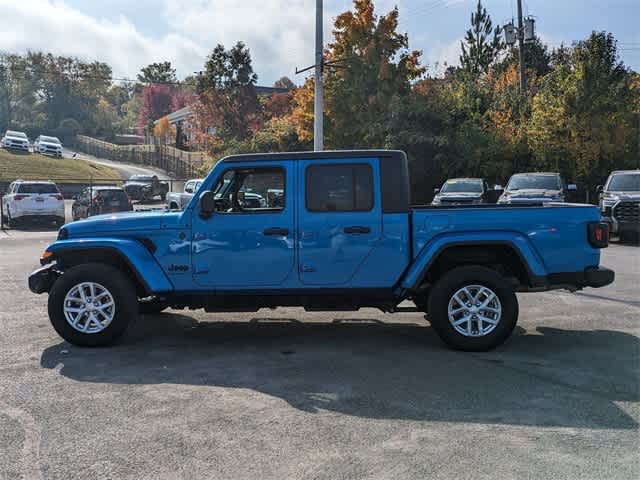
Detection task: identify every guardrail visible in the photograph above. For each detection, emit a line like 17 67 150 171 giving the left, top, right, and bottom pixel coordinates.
75 135 211 178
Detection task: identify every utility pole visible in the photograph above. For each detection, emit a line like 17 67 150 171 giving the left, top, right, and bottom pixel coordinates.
314 0 324 151
516 0 527 94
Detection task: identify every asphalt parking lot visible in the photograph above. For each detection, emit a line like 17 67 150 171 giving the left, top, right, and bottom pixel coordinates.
0 227 638 480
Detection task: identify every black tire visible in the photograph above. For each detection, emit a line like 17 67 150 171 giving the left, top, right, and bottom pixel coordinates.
160 192 166 201
55 217 65 228
427 266 519 351
7 212 16 228
48 263 138 346
138 298 169 314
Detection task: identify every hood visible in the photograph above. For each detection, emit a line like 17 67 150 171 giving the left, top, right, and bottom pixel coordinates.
604 191 640 201
63 210 181 237
504 189 562 198
38 141 61 148
438 192 482 200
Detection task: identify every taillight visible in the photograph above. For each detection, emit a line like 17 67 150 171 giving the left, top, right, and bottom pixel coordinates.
588 222 610 248
50 194 64 200
14 194 26 200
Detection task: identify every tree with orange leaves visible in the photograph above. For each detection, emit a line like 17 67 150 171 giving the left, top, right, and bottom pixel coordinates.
292 0 425 148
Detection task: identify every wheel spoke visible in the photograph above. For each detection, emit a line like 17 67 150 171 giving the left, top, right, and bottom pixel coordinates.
479 314 498 325
65 307 85 313
78 284 88 303
454 292 467 306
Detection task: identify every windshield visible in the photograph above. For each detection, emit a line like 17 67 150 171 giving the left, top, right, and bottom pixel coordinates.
40 136 61 144
441 179 483 193
507 175 561 191
607 173 640 192
17 183 59 194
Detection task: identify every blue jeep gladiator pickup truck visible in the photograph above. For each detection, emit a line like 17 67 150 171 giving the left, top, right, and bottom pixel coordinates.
29 150 614 351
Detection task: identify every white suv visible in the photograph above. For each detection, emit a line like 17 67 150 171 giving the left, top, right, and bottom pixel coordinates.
2 180 65 227
1 130 30 152
33 135 63 157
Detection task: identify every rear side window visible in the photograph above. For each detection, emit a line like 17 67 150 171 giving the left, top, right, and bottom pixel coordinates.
17 183 59 194
306 164 373 212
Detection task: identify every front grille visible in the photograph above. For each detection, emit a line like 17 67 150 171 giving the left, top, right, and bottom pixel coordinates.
613 201 640 223
441 198 474 204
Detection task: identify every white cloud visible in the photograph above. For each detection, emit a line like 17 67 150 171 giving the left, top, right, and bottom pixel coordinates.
0 0 206 80
162 0 340 83
0 0 340 84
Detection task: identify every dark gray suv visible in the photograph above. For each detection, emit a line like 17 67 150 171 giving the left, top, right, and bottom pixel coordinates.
599 170 640 242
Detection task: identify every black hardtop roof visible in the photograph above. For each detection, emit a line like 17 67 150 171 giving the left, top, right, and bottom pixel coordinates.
221 150 406 163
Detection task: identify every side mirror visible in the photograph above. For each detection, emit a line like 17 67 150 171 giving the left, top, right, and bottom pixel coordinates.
433 188 440 194
596 185 603 194
493 185 504 191
567 184 577 191
199 191 216 219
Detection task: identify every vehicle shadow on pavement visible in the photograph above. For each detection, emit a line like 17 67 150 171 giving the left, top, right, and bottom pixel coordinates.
40 314 639 430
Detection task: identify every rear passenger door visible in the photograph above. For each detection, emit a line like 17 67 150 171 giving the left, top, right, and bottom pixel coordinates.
298 158 382 286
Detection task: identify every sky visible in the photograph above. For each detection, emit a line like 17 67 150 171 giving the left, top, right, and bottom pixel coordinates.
0 0 639 85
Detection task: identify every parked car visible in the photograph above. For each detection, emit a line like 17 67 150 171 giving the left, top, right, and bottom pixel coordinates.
598 170 640 242
2 180 65 227
498 172 576 204
1 130 30 152
71 186 133 220
30 150 613 352
166 178 203 210
33 135 63 157
123 175 169 201
431 178 497 205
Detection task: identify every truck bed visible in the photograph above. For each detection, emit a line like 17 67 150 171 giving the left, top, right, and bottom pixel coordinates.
409 202 602 276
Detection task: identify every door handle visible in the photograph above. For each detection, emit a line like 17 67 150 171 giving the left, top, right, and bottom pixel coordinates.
344 226 371 234
263 227 289 236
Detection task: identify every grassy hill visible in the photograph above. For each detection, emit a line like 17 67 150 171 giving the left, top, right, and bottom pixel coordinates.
0 150 119 182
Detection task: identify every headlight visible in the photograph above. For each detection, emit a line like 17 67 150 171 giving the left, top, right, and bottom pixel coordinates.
497 196 510 204
431 196 441 205
601 195 619 209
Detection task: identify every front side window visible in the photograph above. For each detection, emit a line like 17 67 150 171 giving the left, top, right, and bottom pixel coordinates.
306 164 373 212
211 168 285 213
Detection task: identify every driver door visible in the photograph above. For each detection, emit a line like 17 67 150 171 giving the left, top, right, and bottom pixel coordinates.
190 161 296 289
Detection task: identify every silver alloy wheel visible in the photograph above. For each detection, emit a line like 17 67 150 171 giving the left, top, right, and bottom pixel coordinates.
447 284 502 337
63 282 116 334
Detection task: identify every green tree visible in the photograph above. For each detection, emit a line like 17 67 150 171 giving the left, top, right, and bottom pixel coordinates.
460 0 504 76
529 32 638 190
137 61 177 84
273 76 296 90
195 42 260 141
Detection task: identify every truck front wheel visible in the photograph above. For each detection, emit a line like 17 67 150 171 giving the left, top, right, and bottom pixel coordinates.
427 266 518 351
48 263 138 346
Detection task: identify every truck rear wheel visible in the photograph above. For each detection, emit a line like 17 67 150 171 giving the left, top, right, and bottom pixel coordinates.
48 263 138 346
427 266 518 351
